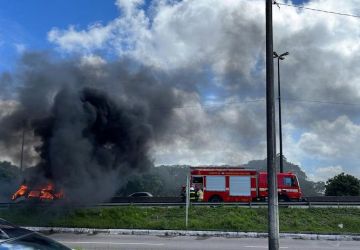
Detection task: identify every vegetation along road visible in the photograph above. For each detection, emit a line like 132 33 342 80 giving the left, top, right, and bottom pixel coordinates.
1 206 360 234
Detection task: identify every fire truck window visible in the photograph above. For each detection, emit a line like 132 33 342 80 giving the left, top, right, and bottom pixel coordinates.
283 177 292 187
192 177 203 184
206 176 225 191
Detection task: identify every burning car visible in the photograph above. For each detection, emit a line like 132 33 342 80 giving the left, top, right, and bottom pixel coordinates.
11 182 64 202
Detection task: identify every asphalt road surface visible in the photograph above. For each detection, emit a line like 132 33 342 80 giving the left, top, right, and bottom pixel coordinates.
49 233 360 250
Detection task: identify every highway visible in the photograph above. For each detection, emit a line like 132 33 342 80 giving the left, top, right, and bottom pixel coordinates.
49 233 360 250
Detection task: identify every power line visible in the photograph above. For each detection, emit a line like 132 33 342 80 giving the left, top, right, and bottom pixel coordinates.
172 97 360 110
173 98 265 109
275 1 360 19
283 98 360 106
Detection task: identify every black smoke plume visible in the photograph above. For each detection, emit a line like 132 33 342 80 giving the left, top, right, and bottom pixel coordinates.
0 53 184 203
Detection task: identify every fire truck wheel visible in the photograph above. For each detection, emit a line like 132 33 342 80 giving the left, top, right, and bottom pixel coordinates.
279 195 289 202
209 195 223 202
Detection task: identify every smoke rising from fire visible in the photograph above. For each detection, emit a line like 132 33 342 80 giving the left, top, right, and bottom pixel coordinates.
0 53 185 202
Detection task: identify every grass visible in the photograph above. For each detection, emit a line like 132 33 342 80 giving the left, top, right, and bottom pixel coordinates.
1 206 360 234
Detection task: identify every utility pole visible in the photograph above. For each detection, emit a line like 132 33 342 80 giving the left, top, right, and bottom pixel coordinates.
266 1 279 250
273 51 289 173
185 174 190 228
20 125 25 172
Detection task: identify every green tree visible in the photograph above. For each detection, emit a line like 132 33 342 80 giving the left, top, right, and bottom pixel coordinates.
325 173 360 196
0 161 21 201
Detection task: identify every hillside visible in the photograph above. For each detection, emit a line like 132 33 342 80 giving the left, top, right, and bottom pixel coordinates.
244 157 325 196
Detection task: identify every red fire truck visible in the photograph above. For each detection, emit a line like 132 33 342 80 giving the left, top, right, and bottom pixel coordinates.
188 167 302 202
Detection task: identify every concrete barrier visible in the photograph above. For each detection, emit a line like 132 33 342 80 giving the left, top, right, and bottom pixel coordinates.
24 227 360 241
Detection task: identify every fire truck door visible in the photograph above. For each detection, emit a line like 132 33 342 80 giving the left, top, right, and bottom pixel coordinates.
229 176 251 196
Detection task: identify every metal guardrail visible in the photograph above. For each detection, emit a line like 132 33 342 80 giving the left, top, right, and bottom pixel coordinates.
96 201 360 208
108 196 360 203
305 196 360 202
2 196 360 208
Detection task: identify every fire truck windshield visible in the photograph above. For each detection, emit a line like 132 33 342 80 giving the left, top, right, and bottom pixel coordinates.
283 176 299 187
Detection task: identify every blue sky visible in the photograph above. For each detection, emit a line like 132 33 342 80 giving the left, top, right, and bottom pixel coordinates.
292 0 309 4
0 0 119 71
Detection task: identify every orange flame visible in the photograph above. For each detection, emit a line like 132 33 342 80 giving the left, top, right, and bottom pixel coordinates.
12 182 64 201
28 190 41 199
11 184 28 200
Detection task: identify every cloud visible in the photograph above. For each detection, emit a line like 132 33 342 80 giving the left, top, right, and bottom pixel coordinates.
0 99 40 165
115 0 144 16
298 116 360 159
14 43 26 54
308 165 344 182
282 116 360 179
153 95 266 166
80 54 106 66
47 0 360 102
35 0 360 178
48 23 114 53
0 100 18 119
48 0 265 77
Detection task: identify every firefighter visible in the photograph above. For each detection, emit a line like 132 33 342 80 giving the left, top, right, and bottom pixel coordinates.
180 185 186 201
190 186 196 202
197 188 204 201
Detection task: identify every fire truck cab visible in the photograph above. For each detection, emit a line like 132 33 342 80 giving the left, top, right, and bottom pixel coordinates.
189 167 302 202
258 172 302 201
